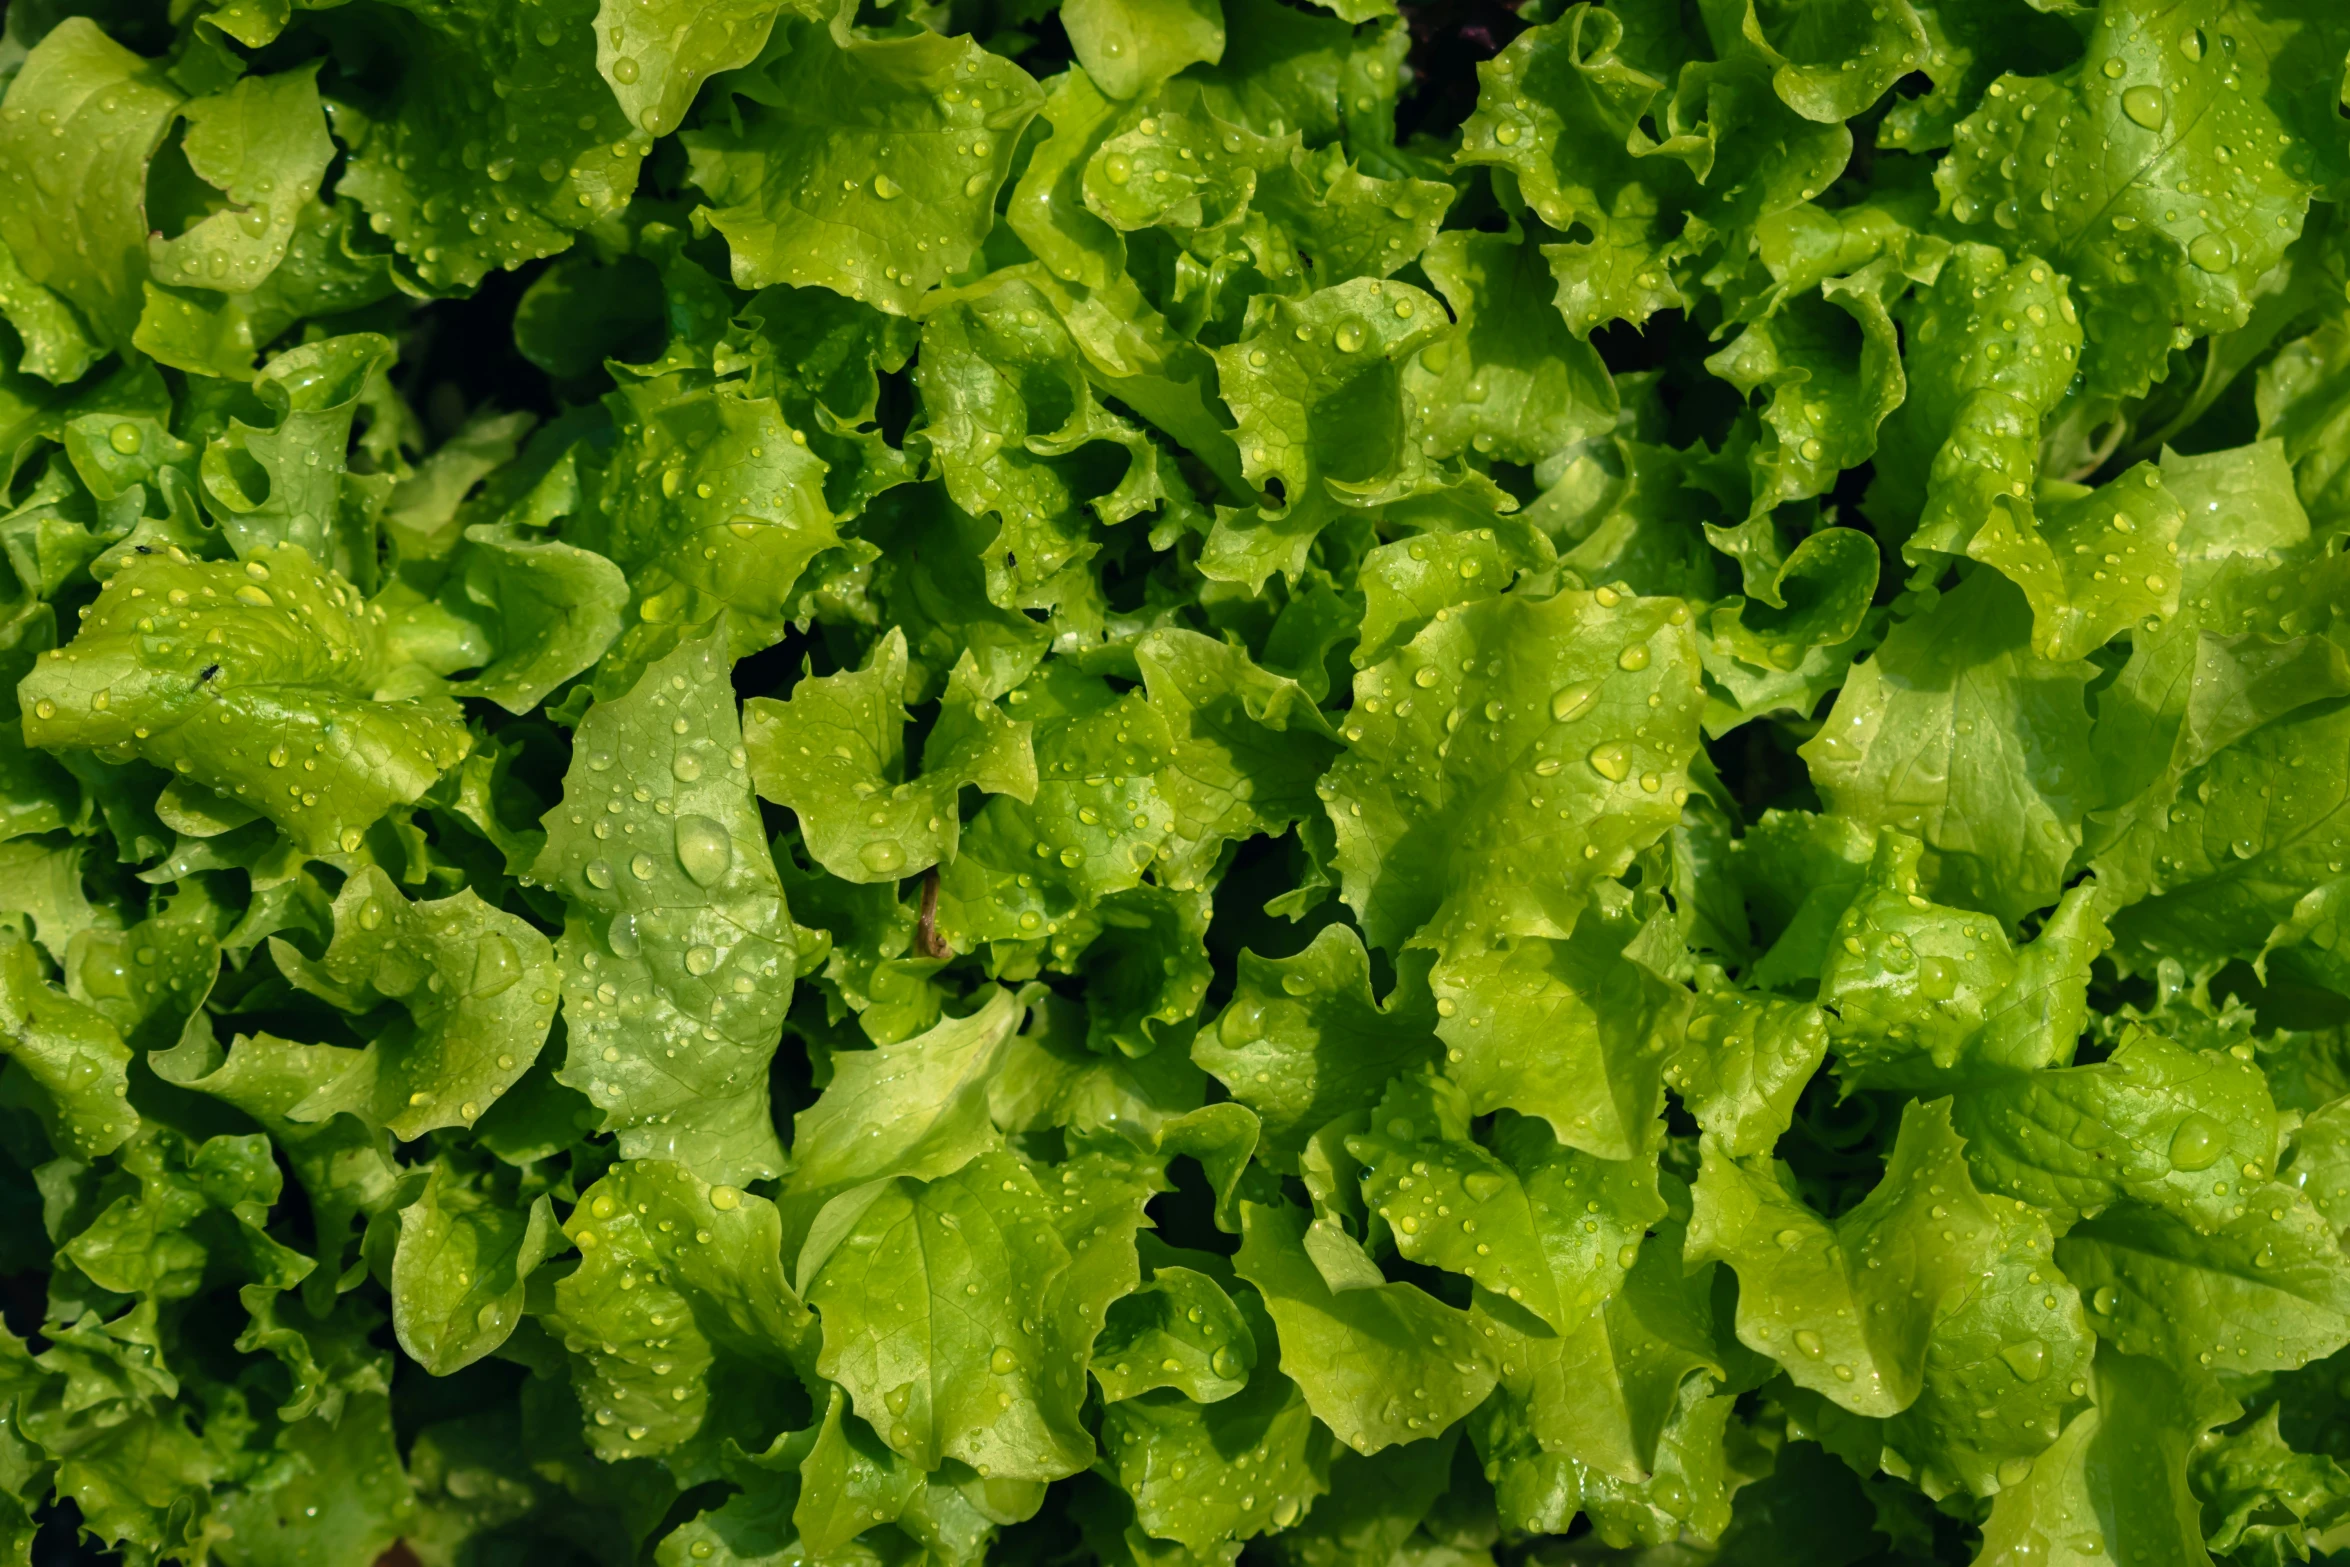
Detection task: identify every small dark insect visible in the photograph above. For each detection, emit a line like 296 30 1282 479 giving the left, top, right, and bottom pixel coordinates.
197 663 221 683
134 544 153 554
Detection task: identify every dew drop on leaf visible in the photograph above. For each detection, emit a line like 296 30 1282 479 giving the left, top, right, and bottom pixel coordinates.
2169 1113 2221 1170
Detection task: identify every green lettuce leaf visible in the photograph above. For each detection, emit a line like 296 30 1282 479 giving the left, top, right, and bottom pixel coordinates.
1327 584 1703 956
1090 1263 1256 1404
684 19 1045 314
148 1029 400 1300
593 0 810 141
551 1158 815 1463
928 664 1176 959
1820 835 2109 1094
1348 1067 1664 1334
1404 226 1619 468
144 66 336 307
329 0 649 289
2189 1404 2350 1564
0 927 137 1160
0 234 101 385
1232 1199 1496 1455
1691 1098 2087 1431
197 334 393 572
1973 1351 2235 1564
1702 261 1905 563
1933 0 2325 398
1801 569 2094 924
1870 243 2083 564
782 984 1021 1213
1098 1285 1331 1554
1965 463 2184 663
391 1158 558 1374
571 371 839 692
1202 278 1448 588
1948 1023 2279 1233
805 1147 1154 1481
0 20 182 345
1194 925 1437 1168
2058 1183 2350 1379
533 627 797 1183
745 628 1034 884
20 541 473 854
1430 909 1686 1159
56 1125 310 1301
1062 0 1225 101
212 1394 415 1567
1665 984 1829 1159
269 864 559 1139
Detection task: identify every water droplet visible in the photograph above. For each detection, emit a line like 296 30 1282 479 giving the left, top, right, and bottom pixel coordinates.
989 1345 1018 1375
2188 232 2233 272
2101 57 2126 78
684 945 717 976
2091 1285 2119 1315
1587 743 1630 782
611 56 640 84
2170 1113 2221 1170
1333 320 1366 353
1997 1456 2035 1487
673 815 732 886
1550 681 1599 722
872 174 901 199
584 859 615 889
1793 1328 1825 1357
473 933 521 998
358 899 385 932
2000 1339 2048 1381
2121 84 2165 129
1617 644 1649 672
860 839 907 874
630 852 656 881
608 913 641 958
1210 1345 1242 1378
2179 25 2205 59
709 1185 741 1211
107 422 141 455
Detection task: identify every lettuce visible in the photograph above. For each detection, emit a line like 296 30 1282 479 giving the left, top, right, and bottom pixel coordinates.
6 0 2350 1562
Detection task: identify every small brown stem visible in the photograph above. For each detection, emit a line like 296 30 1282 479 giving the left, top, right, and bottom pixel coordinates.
916 868 949 960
